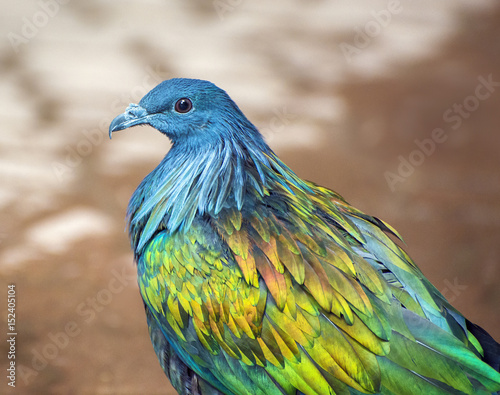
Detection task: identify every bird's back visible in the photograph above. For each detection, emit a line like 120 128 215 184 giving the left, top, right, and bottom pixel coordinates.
136 176 500 395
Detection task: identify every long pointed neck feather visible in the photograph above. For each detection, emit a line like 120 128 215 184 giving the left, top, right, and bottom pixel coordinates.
127 138 310 253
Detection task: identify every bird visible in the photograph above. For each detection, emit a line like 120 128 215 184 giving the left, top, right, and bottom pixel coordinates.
109 78 500 395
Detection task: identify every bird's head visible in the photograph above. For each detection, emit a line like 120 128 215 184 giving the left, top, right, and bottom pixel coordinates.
109 78 263 149
110 78 309 242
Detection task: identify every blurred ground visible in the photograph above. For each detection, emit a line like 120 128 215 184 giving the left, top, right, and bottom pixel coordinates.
1 1 500 394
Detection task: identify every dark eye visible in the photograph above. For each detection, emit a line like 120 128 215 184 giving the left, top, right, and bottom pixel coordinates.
174 98 192 113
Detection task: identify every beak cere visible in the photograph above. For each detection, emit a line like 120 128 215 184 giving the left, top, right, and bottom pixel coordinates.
109 103 149 138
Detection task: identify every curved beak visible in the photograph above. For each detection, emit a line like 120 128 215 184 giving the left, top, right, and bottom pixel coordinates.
109 104 150 139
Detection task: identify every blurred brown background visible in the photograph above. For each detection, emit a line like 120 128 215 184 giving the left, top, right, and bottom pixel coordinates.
1 1 500 394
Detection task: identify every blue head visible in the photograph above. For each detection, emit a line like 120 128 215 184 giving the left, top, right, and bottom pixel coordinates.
109 78 306 251
109 78 266 150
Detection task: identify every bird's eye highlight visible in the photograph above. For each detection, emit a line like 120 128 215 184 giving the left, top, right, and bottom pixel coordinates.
174 98 193 113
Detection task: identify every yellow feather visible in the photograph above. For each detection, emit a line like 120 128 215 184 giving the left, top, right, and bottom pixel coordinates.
257 338 282 368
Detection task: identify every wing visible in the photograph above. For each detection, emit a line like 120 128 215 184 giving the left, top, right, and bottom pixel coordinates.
146 305 226 395
138 181 500 394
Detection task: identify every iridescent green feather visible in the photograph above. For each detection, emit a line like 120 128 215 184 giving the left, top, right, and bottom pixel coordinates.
137 171 500 393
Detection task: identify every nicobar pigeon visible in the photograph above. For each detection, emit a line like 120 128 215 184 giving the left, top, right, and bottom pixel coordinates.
109 78 500 395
